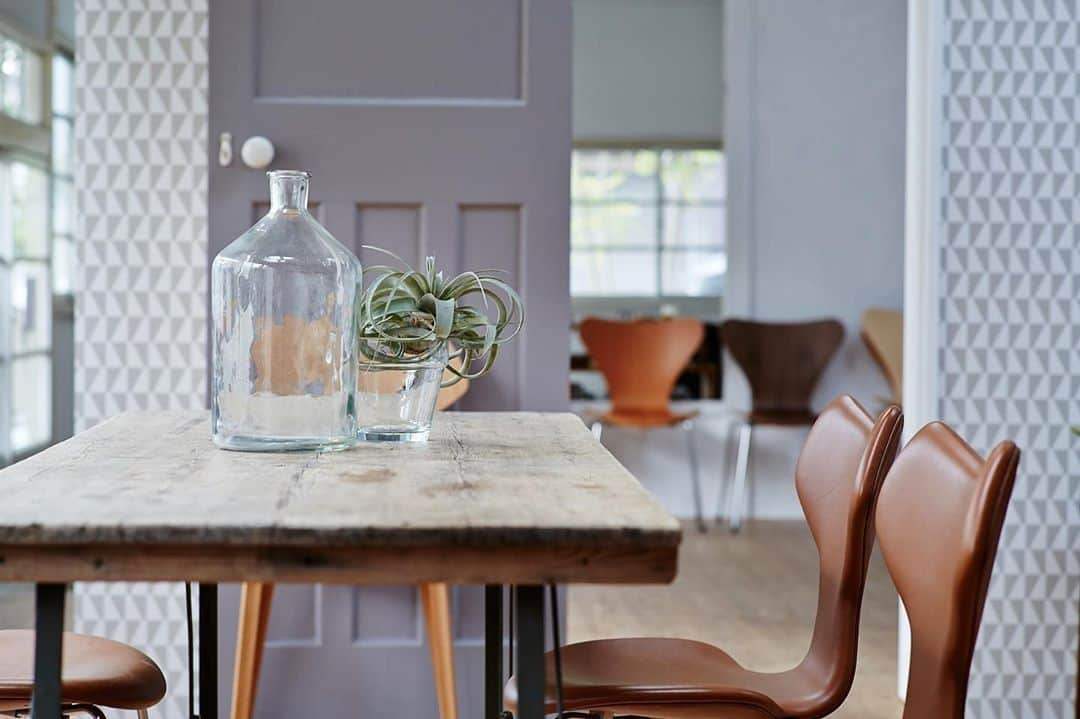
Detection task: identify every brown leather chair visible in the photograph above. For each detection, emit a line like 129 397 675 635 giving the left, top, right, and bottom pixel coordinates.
719 318 844 531
505 396 903 718
578 317 707 531
0 630 165 718
876 422 1020 719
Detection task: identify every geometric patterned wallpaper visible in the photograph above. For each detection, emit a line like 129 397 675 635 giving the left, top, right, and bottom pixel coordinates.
73 2 208 718
938 0 1079 716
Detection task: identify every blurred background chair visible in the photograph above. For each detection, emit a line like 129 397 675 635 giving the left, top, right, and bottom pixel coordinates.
876 422 1019 719
719 318 844 531
504 396 902 718
578 317 707 531
0 631 165 718
861 308 903 406
230 362 470 719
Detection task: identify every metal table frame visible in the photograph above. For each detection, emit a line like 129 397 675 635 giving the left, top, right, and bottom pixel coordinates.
29 582 547 719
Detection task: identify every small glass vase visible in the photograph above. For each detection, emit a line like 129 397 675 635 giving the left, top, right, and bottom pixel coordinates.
211 170 361 451
355 344 449 442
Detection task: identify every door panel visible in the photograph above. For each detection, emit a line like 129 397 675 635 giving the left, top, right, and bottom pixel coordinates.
209 0 570 716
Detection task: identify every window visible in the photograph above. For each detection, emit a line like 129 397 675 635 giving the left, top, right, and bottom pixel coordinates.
571 148 726 297
0 160 51 457
0 31 55 462
51 53 74 295
0 33 43 124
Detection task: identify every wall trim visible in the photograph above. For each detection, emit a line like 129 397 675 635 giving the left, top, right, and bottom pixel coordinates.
900 0 943 701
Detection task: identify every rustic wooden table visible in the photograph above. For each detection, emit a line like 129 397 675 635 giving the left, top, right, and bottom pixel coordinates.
0 410 681 719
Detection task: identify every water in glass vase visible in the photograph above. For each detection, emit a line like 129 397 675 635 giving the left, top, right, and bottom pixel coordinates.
211 170 361 451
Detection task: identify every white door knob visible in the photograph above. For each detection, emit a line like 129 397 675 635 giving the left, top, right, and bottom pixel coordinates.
241 136 275 169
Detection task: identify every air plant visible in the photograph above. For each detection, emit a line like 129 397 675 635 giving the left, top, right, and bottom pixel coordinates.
356 246 525 386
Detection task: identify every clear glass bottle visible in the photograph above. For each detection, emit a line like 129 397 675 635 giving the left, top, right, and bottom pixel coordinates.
211 170 361 451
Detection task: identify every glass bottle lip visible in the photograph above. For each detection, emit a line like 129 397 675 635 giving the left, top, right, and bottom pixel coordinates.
267 169 312 180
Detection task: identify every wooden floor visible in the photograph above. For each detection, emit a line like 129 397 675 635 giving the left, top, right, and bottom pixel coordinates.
567 519 904 719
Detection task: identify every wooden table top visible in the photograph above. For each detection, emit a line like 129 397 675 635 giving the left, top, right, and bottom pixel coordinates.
0 411 681 585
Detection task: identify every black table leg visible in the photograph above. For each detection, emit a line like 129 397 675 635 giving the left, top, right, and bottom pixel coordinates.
514 585 545 719
198 583 218 719
31 583 66 719
484 584 504 719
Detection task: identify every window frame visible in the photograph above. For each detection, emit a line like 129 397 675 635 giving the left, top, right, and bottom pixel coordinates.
571 142 726 299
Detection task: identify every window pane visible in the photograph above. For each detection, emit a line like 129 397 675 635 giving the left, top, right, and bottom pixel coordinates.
11 354 50 452
11 261 50 353
572 202 657 249
572 149 658 201
662 150 725 201
12 163 48 258
53 236 74 295
0 36 43 124
51 54 73 116
571 250 658 296
52 176 73 236
662 204 725 247
52 116 73 176
0 163 11 262
661 249 727 296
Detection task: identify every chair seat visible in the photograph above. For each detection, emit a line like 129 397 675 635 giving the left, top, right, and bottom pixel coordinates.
749 408 817 426
593 409 699 429
504 638 793 718
0 630 166 710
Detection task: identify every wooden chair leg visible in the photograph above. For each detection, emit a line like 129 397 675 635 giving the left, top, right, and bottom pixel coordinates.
420 583 458 719
230 582 274 719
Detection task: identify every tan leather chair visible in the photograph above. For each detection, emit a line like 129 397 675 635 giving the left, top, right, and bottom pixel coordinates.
876 422 1020 719
720 318 844 531
231 364 470 719
505 396 903 718
860 309 903 406
0 631 165 718
578 317 707 531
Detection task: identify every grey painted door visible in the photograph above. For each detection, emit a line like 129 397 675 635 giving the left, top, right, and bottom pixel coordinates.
208 1 571 717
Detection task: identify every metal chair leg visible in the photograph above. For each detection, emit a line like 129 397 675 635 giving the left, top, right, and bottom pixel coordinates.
137 710 149 719
715 415 741 524
727 423 753 533
683 421 706 532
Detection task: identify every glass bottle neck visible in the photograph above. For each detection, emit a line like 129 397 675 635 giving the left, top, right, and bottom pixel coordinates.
268 171 310 211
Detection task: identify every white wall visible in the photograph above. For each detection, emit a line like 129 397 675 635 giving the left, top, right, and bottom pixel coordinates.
723 0 907 516
573 0 724 142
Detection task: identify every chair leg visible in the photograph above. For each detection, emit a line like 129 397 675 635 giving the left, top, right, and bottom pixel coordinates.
683 421 706 533
591 421 603 440
420 583 458 719
136 710 149 719
230 582 274 719
715 415 741 524
727 423 753 533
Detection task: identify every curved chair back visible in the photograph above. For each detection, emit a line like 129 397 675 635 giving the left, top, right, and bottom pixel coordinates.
720 318 844 418
876 423 1020 719
579 317 704 414
776 396 903 716
860 308 903 404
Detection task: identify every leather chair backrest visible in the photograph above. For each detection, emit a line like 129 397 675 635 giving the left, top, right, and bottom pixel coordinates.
782 396 903 716
860 308 903 403
876 423 1020 719
579 317 704 414
720 318 844 415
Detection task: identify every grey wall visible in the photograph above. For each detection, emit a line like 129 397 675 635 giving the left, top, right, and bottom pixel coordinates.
723 0 907 515
573 0 724 142
0 0 47 39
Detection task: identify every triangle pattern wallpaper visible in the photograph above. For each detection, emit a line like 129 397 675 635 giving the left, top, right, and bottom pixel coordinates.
73 2 208 718
939 0 1079 716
